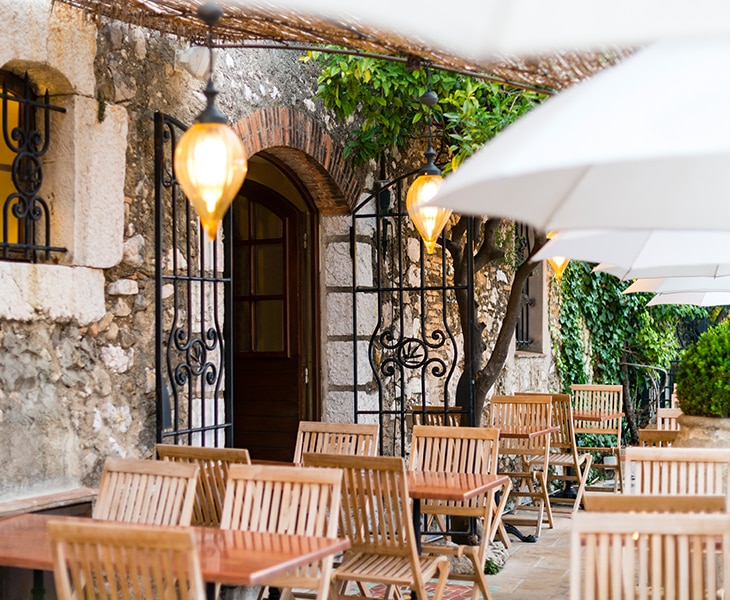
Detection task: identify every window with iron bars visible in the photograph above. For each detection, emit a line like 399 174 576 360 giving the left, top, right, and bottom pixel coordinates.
515 223 546 353
0 70 66 262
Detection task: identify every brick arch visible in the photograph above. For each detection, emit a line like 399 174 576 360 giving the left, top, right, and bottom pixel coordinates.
232 107 363 215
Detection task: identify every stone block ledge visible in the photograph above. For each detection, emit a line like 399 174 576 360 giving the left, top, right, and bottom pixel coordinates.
0 262 106 325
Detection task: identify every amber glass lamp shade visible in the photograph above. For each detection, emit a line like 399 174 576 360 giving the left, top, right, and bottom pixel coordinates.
406 173 451 254
545 231 569 279
174 121 247 240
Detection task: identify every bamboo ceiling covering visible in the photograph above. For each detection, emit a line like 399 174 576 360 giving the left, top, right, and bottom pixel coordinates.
54 0 634 92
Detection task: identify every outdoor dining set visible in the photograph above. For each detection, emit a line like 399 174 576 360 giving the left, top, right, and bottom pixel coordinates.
1 386 730 599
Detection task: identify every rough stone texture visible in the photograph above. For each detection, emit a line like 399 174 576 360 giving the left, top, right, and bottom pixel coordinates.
0 263 105 326
674 415 730 448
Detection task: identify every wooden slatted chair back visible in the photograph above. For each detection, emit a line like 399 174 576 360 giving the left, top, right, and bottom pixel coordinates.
637 428 678 447
412 407 463 426
220 463 343 600
292 421 379 463
489 395 553 456
93 457 199 526
570 511 730 599
571 384 623 437
656 407 682 431
623 447 730 509
156 444 251 527
409 424 500 513
49 519 205 600
304 454 411 557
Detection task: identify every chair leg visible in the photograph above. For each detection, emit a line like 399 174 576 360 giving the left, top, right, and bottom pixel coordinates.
430 559 452 600
572 455 593 513
464 546 491 600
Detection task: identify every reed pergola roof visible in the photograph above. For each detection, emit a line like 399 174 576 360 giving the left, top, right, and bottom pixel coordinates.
55 0 634 93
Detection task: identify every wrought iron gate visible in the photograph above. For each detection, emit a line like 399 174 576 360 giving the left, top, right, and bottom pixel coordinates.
351 166 476 457
154 112 233 447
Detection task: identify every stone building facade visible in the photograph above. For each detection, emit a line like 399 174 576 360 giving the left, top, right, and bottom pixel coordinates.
0 0 558 502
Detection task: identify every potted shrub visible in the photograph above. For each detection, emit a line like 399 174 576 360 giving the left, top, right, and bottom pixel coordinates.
674 321 730 447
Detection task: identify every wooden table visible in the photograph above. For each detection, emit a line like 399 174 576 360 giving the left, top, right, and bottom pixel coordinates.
499 425 560 439
406 471 509 553
573 410 624 422
0 513 350 599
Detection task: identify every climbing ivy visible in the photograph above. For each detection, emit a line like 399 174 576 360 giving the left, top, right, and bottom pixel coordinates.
554 261 706 438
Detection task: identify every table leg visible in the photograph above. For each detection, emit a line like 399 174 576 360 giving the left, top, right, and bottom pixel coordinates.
412 498 422 555
207 582 216 600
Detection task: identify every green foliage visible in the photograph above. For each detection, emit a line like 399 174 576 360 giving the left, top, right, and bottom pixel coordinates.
305 50 545 168
676 321 730 418
484 558 502 575
554 261 702 396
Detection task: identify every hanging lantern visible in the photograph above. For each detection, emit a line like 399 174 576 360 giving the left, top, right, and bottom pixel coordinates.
406 88 452 254
546 231 569 279
172 4 247 241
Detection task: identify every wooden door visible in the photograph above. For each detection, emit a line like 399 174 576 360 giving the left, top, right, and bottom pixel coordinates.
231 180 309 461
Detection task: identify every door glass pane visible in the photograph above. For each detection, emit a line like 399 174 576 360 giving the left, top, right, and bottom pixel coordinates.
233 197 250 241
233 246 250 296
233 300 251 352
254 204 282 239
254 300 284 352
255 244 283 295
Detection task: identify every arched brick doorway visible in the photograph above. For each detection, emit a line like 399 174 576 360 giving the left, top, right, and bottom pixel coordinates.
231 153 319 461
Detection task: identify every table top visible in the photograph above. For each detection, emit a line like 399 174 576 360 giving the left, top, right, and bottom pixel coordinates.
407 471 509 502
573 410 624 422
0 513 350 587
499 425 560 439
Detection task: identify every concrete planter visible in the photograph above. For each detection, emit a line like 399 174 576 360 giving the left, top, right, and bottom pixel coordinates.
673 414 730 448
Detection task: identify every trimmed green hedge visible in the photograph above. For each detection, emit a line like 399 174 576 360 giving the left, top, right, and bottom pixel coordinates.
676 321 730 418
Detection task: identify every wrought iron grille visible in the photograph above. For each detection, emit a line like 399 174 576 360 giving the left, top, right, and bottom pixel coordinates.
154 112 233 447
1 73 66 261
515 223 534 349
351 166 475 458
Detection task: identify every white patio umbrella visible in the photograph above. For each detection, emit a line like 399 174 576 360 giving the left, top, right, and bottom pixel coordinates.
623 277 730 294
647 291 730 306
531 229 730 279
427 36 730 232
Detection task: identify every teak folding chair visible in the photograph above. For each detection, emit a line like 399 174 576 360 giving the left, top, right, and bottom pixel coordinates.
489 395 554 537
571 384 624 492
303 453 450 600
156 444 251 526
656 407 682 431
93 456 199 526
219 463 343 600
525 394 593 514
408 425 510 600
49 519 205 600
623 446 730 509
412 407 464 426
293 422 379 463
570 511 730 599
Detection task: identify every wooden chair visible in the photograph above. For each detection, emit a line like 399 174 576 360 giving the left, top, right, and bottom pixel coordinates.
303 453 450 600
93 456 199 526
571 384 624 492
156 444 251 527
570 511 730 599
489 395 554 537
412 406 464 426
219 463 343 600
657 407 682 430
637 428 679 447
293 422 379 463
583 491 727 513
623 446 730 509
525 394 593 514
408 425 510 600
49 519 205 600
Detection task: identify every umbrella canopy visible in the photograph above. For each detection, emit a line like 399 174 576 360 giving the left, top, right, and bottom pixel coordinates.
647 291 730 307
531 229 730 279
624 277 730 294
428 36 730 232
